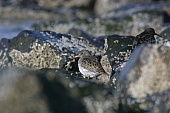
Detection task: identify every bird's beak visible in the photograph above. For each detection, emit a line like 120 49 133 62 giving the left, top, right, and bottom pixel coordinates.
75 54 81 58
155 33 162 37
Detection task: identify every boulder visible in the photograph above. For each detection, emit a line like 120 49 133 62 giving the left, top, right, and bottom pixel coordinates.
0 38 11 68
0 67 115 113
114 44 170 112
0 67 87 113
104 35 134 82
8 30 101 70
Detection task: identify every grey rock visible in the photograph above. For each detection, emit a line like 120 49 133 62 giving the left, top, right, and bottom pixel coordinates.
0 5 77 22
104 2 170 19
0 0 94 20
31 18 135 37
94 0 170 16
0 38 11 68
8 30 101 70
104 35 134 66
9 30 64 69
67 28 105 48
31 8 164 38
94 0 120 16
104 35 134 81
160 27 170 46
102 4 165 36
0 67 87 113
114 44 170 112
0 29 114 84
36 0 95 10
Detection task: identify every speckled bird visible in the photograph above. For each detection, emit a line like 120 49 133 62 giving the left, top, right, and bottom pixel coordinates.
132 28 162 49
76 50 106 78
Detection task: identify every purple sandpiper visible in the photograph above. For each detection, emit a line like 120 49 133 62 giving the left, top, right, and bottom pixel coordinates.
76 50 106 78
132 28 162 49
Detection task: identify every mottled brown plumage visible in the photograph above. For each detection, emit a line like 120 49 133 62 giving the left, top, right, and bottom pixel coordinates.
132 28 162 49
76 50 106 78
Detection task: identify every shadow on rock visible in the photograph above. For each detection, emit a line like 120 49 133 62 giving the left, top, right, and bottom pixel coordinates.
0 67 87 113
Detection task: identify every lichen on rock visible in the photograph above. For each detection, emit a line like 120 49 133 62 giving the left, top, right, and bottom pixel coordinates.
9 40 62 69
114 44 170 112
0 48 10 68
128 45 170 98
0 38 11 69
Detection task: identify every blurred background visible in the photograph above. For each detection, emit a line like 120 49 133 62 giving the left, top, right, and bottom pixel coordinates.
0 0 170 39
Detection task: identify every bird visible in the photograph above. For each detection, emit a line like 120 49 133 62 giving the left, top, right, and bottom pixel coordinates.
76 50 106 79
132 28 162 49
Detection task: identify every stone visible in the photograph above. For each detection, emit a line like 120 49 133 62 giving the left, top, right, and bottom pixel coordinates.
160 26 170 41
9 30 63 69
0 38 11 68
0 68 50 113
0 67 87 113
31 18 135 37
8 30 101 70
114 44 170 112
94 0 119 16
104 35 134 81
0 67 115 113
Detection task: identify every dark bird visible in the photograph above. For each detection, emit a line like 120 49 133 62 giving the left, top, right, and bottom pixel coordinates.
132 28 162 49
76 50 106 78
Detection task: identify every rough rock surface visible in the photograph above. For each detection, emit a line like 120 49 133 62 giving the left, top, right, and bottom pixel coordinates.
0 30 112 85
159 26 170 47
32 18 134 37
160 27 170 40
31 9 164 38
8 30 103 70
114 44 170 112
0 38 11 68
104 35 134 82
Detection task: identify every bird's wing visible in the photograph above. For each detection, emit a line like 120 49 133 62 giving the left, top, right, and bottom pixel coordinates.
132 36 140 49
81 57 105 73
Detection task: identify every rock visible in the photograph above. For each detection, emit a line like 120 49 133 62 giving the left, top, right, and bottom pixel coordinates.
130 11 163 36
31 8 164 38
94 0 170 16
94 0 120 16
0 67 115 113
0 38 11 68
9 30 63 69
104 2 170 19
31 17 135 37
162 6 170 23
160 27 170 40
104 35 134 66
8 30 102 70
158 26 170 47
1 0 95 20
63 0 95 9
0 67 50 113
37 0 95 10
0 29 116 84
104 35 134 81
7 30 111 85
0 5 77 22
0 67 87 113
102 3 167 35
67 28 105 48
114 44 170 112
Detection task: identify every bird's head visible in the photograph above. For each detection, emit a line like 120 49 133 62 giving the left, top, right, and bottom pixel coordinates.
76 50 91 58
144 28 162 37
